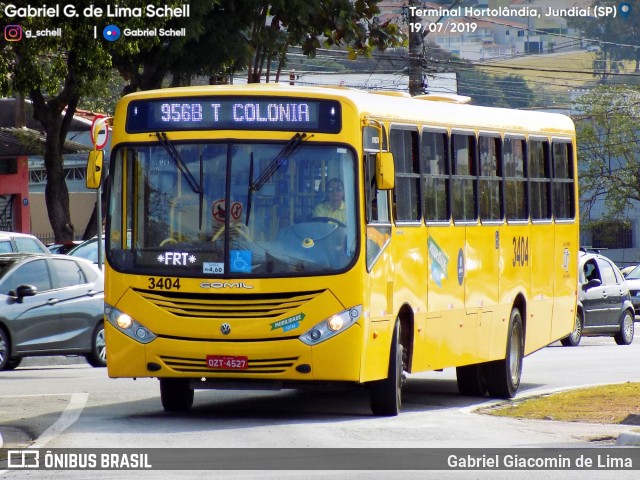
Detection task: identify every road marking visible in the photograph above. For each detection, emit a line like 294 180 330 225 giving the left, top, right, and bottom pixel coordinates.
30 392 89 448
0 392 88 474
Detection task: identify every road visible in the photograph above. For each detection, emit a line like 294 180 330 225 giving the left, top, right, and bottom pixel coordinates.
1 334 639 479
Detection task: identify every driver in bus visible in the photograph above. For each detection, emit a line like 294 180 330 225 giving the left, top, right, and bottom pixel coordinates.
313 177 346 223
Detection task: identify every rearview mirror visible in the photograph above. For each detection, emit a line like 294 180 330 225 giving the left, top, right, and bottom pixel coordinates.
375 152 395 190
86 150 104 189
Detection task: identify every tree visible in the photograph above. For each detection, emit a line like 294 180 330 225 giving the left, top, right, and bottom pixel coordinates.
232 0 406 84
0 1 181 241
569 0 640 78
573 85 640 220
1 1 110 241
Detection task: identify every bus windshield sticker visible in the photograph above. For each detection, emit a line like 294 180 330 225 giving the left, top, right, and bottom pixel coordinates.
157 251 197 266
428 236 449 287
270 313 306 332
203 262 224 275
230 250 252 273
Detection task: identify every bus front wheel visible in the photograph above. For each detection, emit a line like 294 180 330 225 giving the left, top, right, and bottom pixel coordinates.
485 307 524 399
370 321 404 416
160 378 194 412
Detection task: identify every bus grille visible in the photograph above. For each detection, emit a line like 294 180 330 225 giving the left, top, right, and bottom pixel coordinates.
133 288 324 319
159 354 298 374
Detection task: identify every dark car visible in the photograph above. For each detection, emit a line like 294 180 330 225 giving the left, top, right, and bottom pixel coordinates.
0 253 105 370
562 250 635 346
68 236 104 266
47 240 83 255
621 264 640 318
0 232 50 255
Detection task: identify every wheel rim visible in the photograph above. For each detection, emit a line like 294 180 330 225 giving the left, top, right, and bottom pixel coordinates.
96 328 106 361
509 317 523 387
623 314 634 341
0 333 7 366
571 314 582 343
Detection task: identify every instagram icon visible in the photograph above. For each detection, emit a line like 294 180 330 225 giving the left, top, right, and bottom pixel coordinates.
4 25 23 41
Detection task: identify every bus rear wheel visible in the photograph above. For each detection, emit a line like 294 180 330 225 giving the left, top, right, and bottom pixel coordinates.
456 364 487 396
485 307 524 399
160 378 194 412
370 321 404 416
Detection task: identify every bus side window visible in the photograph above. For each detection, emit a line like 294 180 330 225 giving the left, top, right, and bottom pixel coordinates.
451 133 477 222
390 128 420 222
504 137 528 221
421 130 449 222
478 135 502 221
552 141 575 220
365 153 390 223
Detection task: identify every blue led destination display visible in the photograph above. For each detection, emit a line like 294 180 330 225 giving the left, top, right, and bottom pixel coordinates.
126 97 341 133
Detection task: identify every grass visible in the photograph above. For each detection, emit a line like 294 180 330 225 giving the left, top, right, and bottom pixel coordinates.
484 382 640 424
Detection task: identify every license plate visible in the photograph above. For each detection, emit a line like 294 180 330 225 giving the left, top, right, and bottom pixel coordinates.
206 355 248 370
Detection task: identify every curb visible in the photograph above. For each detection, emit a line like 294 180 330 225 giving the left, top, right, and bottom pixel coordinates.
0 427 33 449
617 431 640 446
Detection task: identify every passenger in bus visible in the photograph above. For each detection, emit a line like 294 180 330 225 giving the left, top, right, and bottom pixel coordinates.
313 178 346 224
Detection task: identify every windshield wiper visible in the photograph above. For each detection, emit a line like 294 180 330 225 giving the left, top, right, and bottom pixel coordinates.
250 132 308 192
155 132 203 194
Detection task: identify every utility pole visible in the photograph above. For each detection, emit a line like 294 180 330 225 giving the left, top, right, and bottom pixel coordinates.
407 0 424 96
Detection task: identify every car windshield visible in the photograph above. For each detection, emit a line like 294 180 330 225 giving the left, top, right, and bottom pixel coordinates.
625 265 640 280
108 141 358 277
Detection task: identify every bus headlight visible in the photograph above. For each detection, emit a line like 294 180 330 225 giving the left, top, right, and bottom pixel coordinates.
104 303 157 344
299 305 362 345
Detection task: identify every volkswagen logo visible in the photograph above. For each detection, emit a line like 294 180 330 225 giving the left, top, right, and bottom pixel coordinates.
220 323 231 335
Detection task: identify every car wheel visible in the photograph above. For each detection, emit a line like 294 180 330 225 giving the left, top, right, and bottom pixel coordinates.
560 312 583 347
0 329 10 371
614 310 634 345
85 321 107 367
4 357 22 370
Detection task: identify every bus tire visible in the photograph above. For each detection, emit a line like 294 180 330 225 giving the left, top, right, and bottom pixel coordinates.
456 364 487 396
370 321 403 416
485 307 524 399
160 378 194 412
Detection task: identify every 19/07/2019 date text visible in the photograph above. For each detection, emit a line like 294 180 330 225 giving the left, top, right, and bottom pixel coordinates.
409 21 477 33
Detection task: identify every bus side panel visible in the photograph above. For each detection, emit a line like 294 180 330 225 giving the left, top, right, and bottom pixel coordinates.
362 246 394 382
465 224 500 362
498 223 531 354
526 222 555 354
421 224 467 370
552 222 579 342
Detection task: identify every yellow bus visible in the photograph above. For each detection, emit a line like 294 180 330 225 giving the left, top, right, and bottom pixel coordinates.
101 84 578 416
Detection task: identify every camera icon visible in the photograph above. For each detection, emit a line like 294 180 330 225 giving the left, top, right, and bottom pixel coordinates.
4 24 23 42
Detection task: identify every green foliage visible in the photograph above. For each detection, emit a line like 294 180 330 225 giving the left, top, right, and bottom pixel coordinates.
573 85 640 219
569 0 640 78
457 70 536 108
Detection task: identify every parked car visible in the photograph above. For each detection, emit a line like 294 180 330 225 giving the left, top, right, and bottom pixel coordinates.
0 253 105 370
68 236 104 266
562 250 635 346
46 240 83 255
622 264 640 318
0 232 50 255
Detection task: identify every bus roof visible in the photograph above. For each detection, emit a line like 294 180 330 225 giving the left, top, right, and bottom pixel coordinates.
119 83 575 137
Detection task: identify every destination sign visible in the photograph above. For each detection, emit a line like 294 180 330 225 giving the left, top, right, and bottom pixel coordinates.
126 97 341 133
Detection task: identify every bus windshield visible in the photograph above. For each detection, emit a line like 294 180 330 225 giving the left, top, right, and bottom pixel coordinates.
107 140 358 277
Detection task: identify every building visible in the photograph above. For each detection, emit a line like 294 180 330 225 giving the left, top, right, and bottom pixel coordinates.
0 98 107 241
